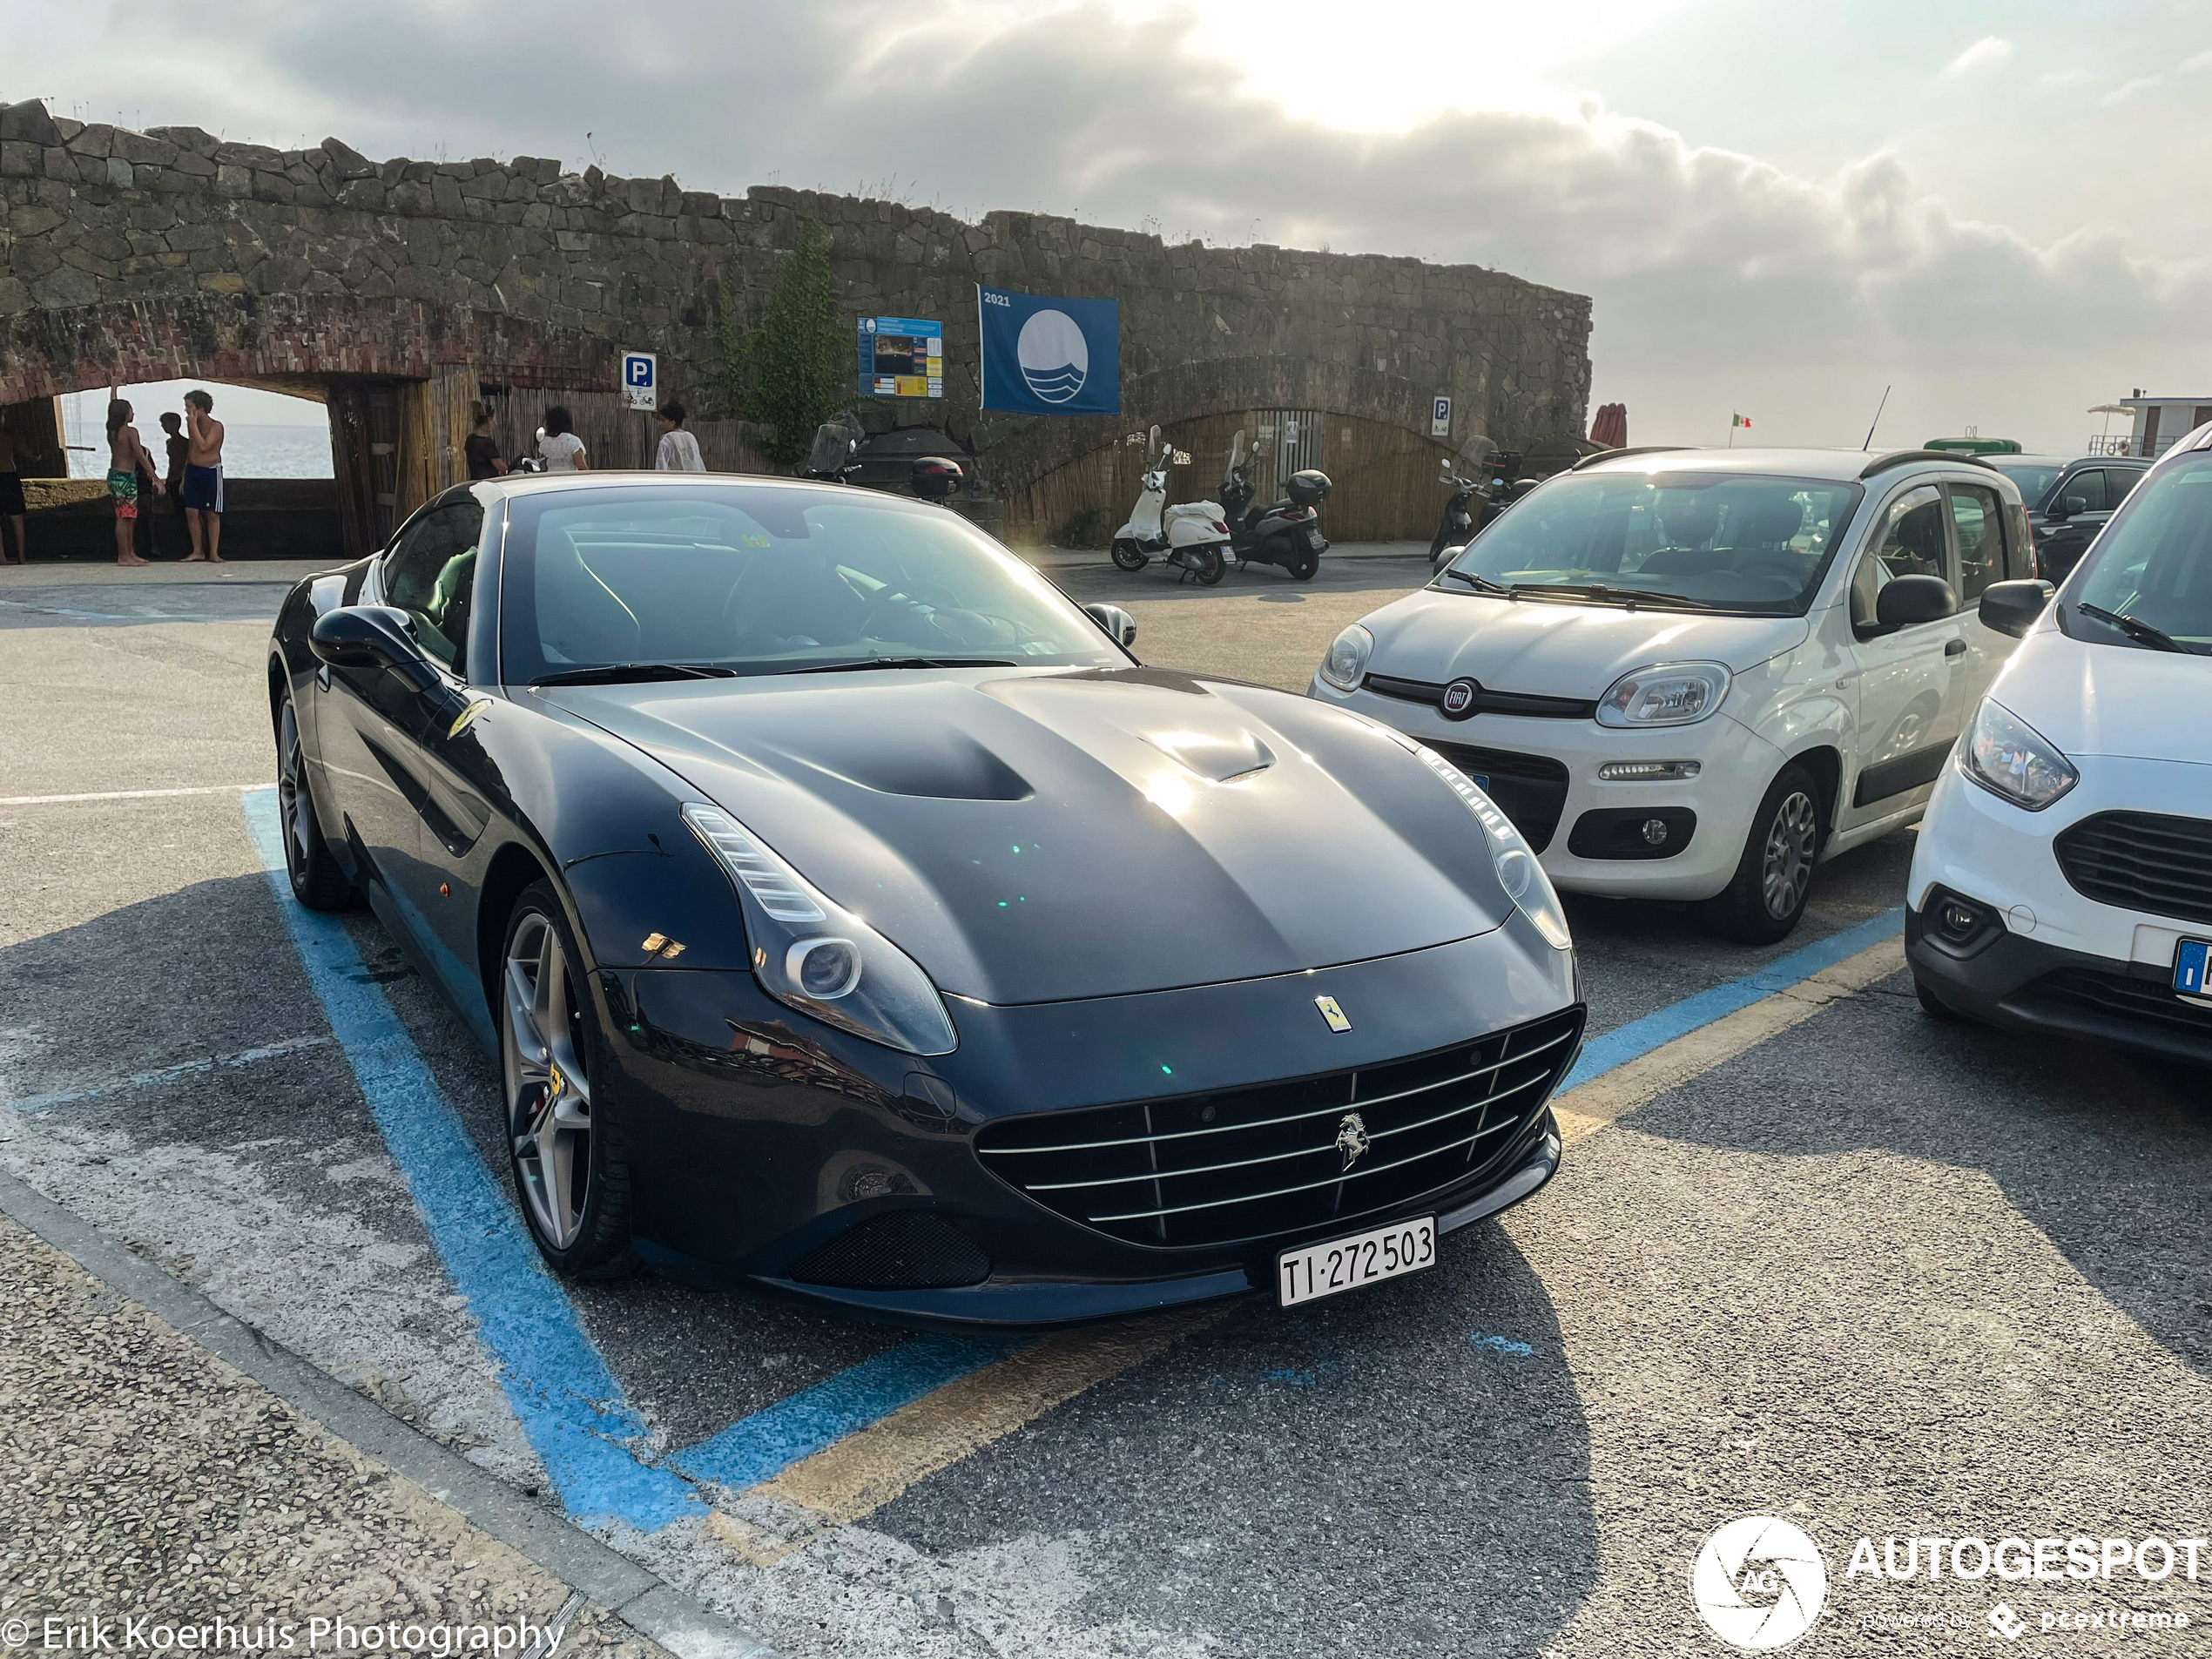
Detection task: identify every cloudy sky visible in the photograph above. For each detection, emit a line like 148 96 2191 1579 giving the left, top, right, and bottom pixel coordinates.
10 0 2212 451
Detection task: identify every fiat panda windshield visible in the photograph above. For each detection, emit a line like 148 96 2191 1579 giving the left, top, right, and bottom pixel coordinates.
499 483 1123 683
2064 452 2212 655
1440 470 1864 615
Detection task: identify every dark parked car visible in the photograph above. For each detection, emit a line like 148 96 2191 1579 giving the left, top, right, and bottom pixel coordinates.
1986 455 2150 582
266 472 1585 1325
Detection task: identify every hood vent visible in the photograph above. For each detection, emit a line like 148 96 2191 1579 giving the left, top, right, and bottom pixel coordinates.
1139 727 1276 784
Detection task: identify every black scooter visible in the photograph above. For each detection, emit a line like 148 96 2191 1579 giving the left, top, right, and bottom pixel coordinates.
1218 428 1331 581
1428 450 1523 574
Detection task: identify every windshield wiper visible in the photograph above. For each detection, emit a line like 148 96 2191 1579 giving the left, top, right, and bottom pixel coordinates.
531 662 738 686
1509 583 1719 612
2074 603 2209 656
1439 570 1512 596
778 657 1020 674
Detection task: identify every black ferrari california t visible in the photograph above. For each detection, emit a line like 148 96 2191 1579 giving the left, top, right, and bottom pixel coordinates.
267 472 1584 1325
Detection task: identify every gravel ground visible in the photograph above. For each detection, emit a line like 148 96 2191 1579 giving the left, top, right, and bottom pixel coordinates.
0 1214 664 1657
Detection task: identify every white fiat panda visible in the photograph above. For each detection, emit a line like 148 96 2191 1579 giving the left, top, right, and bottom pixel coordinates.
1312 448 2032 942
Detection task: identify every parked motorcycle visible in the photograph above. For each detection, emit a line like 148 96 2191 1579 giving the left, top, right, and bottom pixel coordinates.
1217 429 1330 580
1110 426 1231 585
801 415 867 484
1428 450 1524 575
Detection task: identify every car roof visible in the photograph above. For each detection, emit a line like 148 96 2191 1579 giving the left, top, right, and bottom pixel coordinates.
464 469 888 502
1986 454 2148 469
1572 447 1999 483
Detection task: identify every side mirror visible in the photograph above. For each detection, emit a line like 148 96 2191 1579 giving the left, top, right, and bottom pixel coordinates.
2054 496 2087 520
1082 602 1137 648
1871 573 1957 633
1977 578 2054 639
312 605 438 688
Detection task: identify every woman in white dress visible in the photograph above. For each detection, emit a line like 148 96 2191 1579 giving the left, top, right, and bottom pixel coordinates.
537 406 588 472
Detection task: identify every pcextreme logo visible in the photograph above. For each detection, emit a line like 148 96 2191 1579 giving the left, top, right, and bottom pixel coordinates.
1691 1516 1830 1650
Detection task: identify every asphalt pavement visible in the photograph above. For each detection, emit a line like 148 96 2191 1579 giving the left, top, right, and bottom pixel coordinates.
3 550 2209 1658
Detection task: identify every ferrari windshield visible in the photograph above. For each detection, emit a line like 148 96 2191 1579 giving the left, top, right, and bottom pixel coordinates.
499 484 1123 682
1440 470 1863 614
2065 451 2212 654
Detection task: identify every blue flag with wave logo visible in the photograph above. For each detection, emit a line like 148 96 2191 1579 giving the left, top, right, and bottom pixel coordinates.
978 287 1120 416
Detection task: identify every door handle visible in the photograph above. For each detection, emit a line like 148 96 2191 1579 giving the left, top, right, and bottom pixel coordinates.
1945 638 1967 658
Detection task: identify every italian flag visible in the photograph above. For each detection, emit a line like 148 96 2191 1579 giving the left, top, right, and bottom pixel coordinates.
1732 413 1751 429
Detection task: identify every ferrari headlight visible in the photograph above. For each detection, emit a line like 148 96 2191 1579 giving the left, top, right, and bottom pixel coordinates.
1959 698 2077 812
1595 662 1731 727
1408 743 1573 950
1318 624 1373 692
683 804 957 1055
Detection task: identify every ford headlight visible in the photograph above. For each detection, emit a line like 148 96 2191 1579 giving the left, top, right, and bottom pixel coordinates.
1595 662 1731 727
1408 744 1573 950
1318 624 1373 692
1959 698 2077 811
683 804 958 1055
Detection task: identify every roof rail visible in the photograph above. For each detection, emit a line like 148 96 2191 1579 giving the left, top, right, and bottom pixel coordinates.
1858 448 1997 480
1571 445 1693 471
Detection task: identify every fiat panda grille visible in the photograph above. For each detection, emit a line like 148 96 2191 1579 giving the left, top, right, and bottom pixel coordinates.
973 1007 1584 1249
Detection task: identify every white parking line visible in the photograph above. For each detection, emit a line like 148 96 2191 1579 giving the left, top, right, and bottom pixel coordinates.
0 784 261 806
3 1035 336 1113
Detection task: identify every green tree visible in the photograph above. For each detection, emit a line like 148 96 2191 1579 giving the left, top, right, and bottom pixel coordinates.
716 221 848 466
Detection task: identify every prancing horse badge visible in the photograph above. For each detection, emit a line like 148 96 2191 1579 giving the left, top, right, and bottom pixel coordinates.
1314 995 1352 1033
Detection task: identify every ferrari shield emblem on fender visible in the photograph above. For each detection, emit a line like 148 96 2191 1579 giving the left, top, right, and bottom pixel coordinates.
1314 995 1352 1033
1334 1111 1372 1170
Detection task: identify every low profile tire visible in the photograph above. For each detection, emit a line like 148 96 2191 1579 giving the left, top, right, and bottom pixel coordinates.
275 691 357 911
1110 538 1149 571
1191 545 1227 586
1913 974 1961 1022
1703 762 1822 945
500 880 637 1279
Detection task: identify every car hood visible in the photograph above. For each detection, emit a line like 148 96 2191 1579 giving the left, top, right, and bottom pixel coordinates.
1363 591 1810 696
549 667 1518 1004
1987 625 2212 765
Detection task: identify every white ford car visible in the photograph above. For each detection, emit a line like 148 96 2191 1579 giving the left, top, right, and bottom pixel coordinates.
1312 448 2033 942
1907 421 2212 1064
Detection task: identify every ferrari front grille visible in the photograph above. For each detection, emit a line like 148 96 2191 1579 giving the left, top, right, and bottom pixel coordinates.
973 1007 1584 1248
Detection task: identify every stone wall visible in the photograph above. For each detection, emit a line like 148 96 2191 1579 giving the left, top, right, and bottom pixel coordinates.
0 96 1591 536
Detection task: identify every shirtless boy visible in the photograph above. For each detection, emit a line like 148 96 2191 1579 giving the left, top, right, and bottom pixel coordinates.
105 399 158 567
181 388 226 563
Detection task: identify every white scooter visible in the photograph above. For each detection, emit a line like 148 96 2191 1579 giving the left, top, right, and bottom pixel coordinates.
1110 426 1231 585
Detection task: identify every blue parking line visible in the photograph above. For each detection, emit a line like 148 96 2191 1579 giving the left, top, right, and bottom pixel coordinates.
668 1333 1027 1493
240 788 701 1532
1560 906 1905 1091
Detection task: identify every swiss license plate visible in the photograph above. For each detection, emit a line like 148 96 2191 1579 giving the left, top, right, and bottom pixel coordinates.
2175 940 2212 1001
1278 1216 1436 1306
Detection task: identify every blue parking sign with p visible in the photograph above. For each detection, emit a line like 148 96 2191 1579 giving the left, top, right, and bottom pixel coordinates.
622 351 657 409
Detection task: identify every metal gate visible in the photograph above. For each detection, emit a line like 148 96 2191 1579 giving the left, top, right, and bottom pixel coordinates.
1253 408 1325 502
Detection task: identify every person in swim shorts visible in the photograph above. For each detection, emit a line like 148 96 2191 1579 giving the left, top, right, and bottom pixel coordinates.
0 415 28 564
181 388 226 562
106 399 157 567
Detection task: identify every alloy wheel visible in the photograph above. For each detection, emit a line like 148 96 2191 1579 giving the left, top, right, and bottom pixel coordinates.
1761 790 1817 919
277 700 313 886
502 911 593 1250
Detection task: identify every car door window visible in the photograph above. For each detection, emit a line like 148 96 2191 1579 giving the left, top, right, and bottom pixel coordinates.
2108 467 2145 506
2058 470 2107 516
1851 484 1947 628
1946 483 2005 604
382 500 485 671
